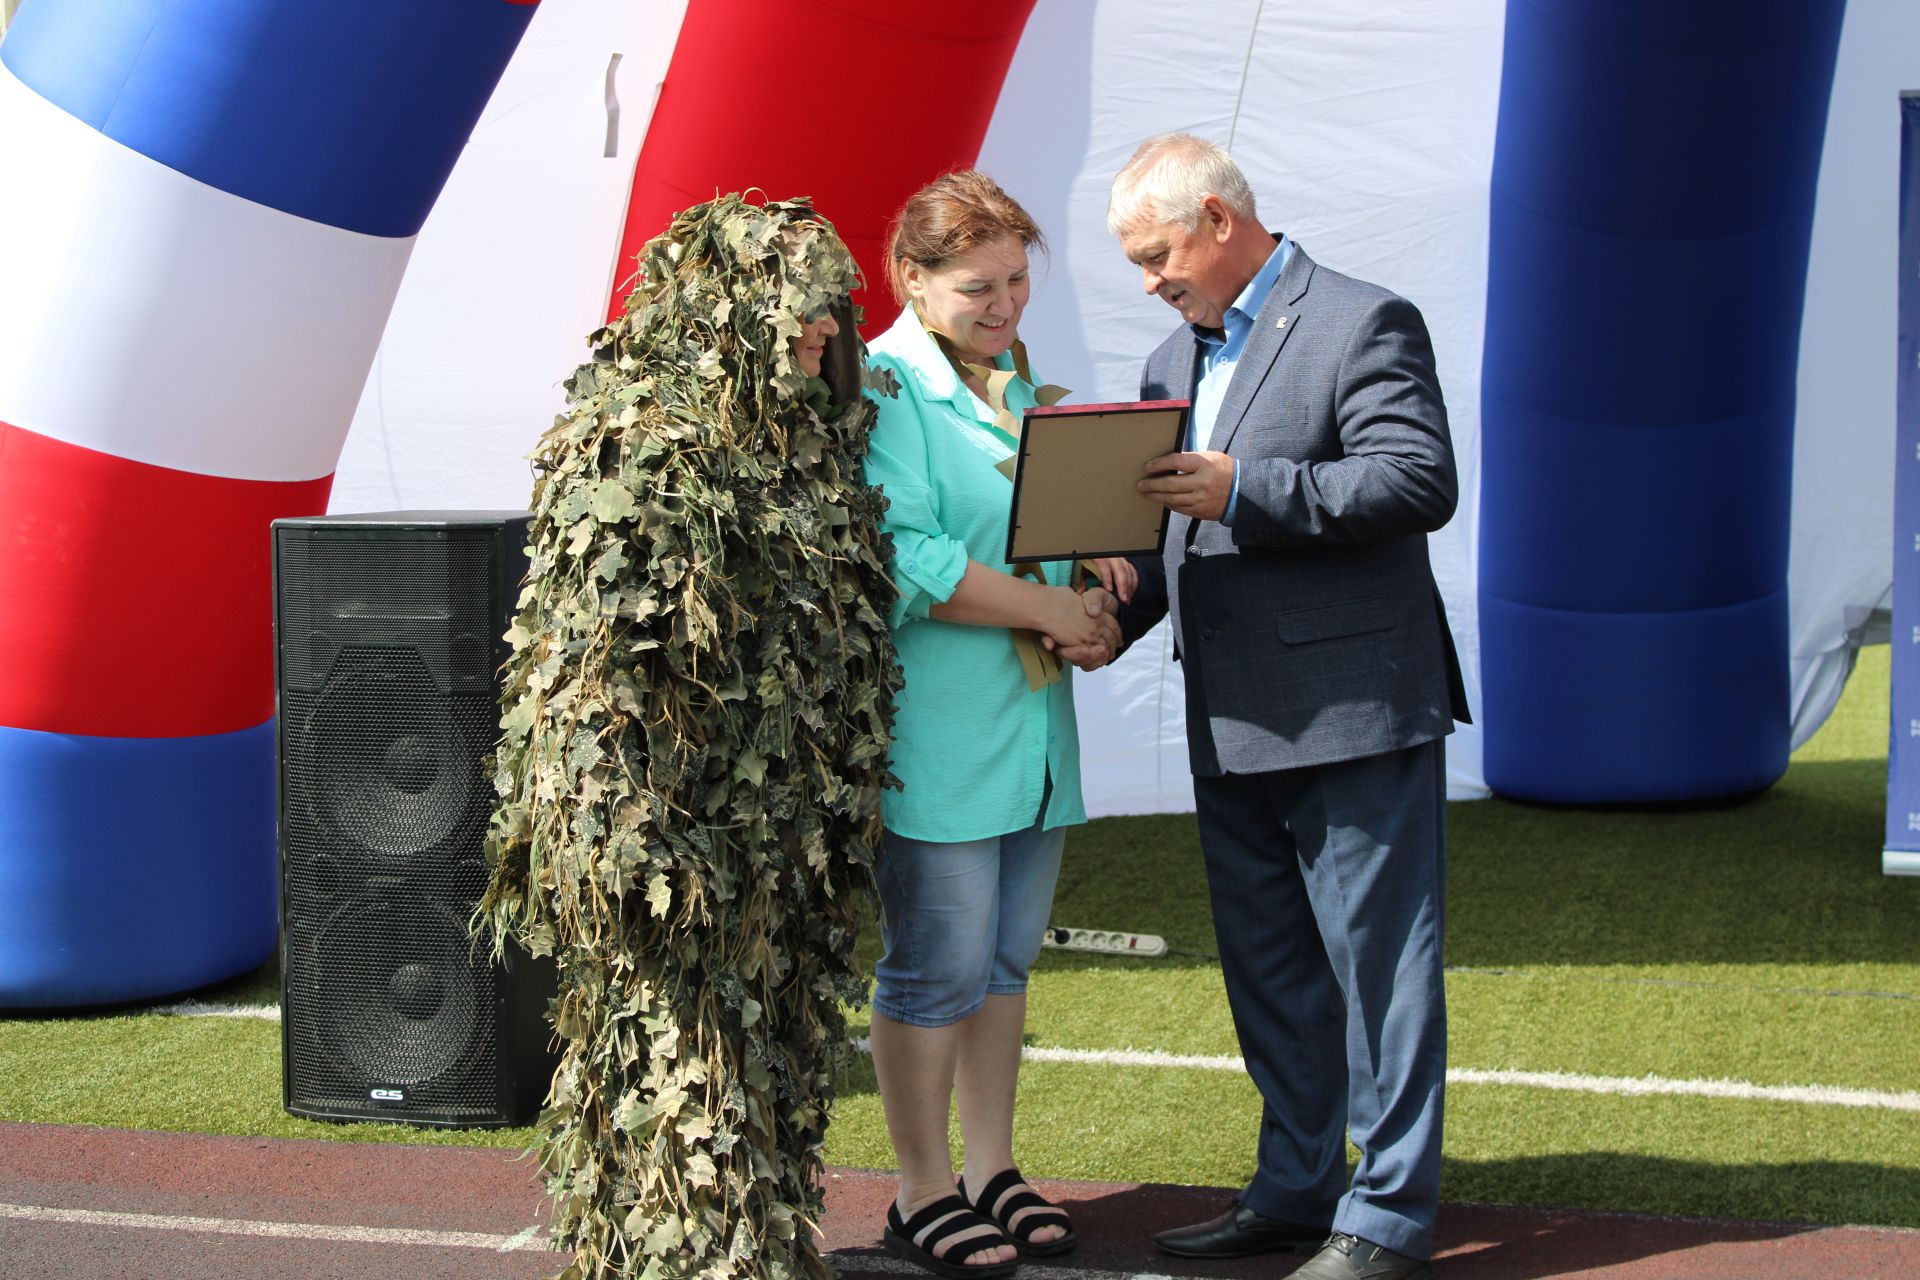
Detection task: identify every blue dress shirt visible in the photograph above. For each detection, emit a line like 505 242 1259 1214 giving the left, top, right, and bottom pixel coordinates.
1190 237 1293 525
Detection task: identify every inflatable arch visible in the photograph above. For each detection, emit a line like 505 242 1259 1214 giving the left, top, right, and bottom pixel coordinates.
2 0 1914 1003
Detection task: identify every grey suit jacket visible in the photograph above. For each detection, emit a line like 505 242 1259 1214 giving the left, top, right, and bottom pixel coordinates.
1118 243 1469 776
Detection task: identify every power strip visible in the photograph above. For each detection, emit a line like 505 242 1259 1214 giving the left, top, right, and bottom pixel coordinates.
1041 926 1169 958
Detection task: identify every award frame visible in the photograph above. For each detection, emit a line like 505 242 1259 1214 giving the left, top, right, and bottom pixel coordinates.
1005 399 1191 564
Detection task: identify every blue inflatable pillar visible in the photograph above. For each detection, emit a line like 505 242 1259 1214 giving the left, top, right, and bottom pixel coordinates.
1886 93 1920 877
1480 1 1847 803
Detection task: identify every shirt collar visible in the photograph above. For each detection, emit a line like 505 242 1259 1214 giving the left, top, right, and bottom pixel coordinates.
878 304 1018 415
1192 235 1293 348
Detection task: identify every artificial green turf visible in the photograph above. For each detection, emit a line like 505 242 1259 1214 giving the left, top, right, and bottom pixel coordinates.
3 647 1917 1226
0 1013 532 1149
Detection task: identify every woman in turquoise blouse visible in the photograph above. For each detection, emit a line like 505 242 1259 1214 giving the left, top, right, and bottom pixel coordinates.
861 171 1135 1279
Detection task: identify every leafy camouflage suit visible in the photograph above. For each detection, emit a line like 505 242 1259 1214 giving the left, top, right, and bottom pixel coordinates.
484 197 901 1280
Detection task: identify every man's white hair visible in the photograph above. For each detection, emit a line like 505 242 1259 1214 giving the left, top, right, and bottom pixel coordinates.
1107 133 1257 237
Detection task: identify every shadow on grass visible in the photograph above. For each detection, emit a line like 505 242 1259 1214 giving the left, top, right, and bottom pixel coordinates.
1440 1147 1920 1239
1041 757 1920 975
1450 757 1920 968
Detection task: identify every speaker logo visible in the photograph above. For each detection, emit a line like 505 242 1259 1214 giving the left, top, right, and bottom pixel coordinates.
370 1088 406 1103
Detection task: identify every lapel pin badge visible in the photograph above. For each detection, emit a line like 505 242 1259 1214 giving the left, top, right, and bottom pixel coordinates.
1275 316 1289 329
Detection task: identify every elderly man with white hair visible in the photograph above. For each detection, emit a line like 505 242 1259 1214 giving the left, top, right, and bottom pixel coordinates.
1106 133 1469 1280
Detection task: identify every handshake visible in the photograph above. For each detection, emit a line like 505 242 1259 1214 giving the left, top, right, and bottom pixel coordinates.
1038 557 1136 673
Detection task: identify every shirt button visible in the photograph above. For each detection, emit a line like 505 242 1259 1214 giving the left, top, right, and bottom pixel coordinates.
903 560 917 572
1201 628 1217 642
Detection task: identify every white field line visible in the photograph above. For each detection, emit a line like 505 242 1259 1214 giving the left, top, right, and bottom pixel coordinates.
0 1202 553 1253
870 1041 1920 1114
1445 1068 1920 1113
178 1013 1920 1113
0 1205 1167 1277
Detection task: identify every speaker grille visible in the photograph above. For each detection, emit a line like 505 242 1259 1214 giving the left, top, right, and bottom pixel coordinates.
276 534 496 693
285 891 500 1120
275 514 551 1129
283 649 494 862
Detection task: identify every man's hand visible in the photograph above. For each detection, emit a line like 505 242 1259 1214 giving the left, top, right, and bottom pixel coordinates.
1055 642 1113 672
1082 556 1139 604
1139 450 1233 522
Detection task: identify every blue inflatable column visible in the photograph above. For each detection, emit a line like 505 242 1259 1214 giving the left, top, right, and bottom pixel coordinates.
1887 94 1920 877
1479 1 1847 804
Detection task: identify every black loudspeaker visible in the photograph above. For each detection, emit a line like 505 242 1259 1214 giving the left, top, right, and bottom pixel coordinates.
273 511 556 1127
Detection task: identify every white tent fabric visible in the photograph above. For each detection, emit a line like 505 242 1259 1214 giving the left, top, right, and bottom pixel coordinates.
330 0 1919 809
1789 0 1911 749
969 0 1503 806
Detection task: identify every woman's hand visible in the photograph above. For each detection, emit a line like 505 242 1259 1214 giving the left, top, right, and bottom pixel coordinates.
927 562 1123 670
1083 557 1138 605
1040 585 1121 671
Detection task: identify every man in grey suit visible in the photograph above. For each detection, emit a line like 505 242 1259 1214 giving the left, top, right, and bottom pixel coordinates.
1104 134 1469 1279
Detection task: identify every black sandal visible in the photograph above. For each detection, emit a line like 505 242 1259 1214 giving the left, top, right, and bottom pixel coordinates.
883 1194 1020 1279
961 1167 1076 1258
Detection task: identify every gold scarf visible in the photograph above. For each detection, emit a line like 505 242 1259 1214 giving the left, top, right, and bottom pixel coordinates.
922 318 1091 691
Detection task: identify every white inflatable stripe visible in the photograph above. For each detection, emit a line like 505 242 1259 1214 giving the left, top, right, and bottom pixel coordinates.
0 64 414 483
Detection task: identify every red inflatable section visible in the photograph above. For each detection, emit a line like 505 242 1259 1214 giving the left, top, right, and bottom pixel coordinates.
0 422 331 738
605 0 1038 331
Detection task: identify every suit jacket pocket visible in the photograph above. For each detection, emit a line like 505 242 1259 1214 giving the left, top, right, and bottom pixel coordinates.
1276 597 1394 645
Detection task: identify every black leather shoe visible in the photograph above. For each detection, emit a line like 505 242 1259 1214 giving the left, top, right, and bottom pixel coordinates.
1289 1231 1432 1279
1152 1203 1326 1258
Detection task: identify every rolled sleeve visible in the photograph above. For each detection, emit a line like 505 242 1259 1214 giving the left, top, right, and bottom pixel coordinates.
862 437 969 627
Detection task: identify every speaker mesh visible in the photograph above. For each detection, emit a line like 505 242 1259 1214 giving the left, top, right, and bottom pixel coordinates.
283 648 494 861
285 889 501 1119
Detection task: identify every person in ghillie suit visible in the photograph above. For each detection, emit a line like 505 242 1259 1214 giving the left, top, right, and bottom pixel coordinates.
482 195 902 1280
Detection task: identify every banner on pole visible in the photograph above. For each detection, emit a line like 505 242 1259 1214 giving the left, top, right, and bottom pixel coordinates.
1885 92 1920 876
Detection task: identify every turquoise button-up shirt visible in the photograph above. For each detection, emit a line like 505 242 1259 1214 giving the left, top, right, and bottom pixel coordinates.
862 308 1086 843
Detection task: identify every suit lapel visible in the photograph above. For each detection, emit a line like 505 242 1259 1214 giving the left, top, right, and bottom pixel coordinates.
1159 333 1203 555
1164 331 1202 404
1210 246 1314 457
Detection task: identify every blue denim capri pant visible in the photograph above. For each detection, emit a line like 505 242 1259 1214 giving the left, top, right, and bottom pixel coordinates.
872 817 1066 1028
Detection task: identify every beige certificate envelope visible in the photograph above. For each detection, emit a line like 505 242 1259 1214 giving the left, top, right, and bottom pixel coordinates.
1005 399 1190 563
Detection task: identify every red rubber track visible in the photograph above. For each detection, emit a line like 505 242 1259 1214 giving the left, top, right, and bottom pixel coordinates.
3 1122 1916 1279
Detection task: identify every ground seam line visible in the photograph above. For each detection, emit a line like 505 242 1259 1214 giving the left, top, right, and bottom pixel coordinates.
0 1201 554 1252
